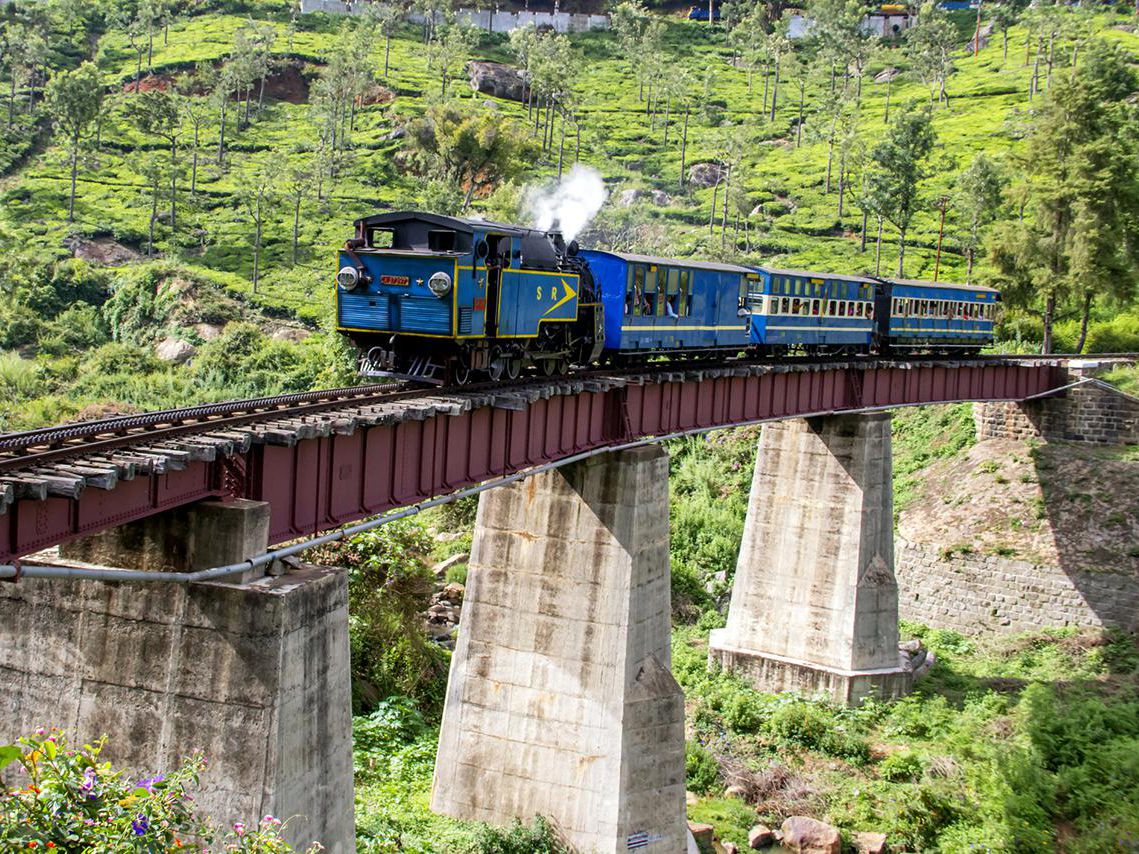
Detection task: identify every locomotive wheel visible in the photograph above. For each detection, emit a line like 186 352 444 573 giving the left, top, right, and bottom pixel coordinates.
454 363 473 385
505 357 522 381
540 358 558 377
487 357 506 382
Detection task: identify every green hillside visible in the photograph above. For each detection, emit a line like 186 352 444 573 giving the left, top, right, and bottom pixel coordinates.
1 1 1138 426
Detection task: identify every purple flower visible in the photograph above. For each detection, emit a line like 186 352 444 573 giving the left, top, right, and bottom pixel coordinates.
132 814 150 836
133 775 165 792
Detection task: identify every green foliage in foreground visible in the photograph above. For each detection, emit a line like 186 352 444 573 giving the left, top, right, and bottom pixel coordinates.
671 622 1139 852
0 730 317 852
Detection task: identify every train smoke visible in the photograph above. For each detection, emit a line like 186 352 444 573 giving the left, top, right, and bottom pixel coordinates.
526 166 607 242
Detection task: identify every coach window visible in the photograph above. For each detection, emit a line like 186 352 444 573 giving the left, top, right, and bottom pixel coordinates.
630 265 647 316
664 269 680 318
643 268 659 316
780 297 789 314
678 270 691 316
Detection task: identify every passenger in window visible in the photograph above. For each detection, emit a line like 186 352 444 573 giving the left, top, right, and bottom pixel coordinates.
667 294 679 318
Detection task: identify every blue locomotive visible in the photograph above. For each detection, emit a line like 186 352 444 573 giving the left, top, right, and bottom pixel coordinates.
335 211 999 384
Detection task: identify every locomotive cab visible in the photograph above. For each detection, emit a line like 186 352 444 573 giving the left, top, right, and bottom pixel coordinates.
335 211 601 384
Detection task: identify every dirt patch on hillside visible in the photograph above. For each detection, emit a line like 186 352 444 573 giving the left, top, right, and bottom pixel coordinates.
122 74 175 94
898 438 1139 573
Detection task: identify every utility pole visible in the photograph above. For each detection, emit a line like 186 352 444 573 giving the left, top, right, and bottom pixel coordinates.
933 196 948 281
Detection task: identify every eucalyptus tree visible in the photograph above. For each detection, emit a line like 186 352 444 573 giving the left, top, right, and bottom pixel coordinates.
130 89 185 233
906 1 956 107
46 62 104 223
365 2 404 78
765 20 792 123
426 12 477 97
810 0 878 105
239 156 279 293
991 42 1139 353
954 153 1004 283
865 105 936 276
212 64 238 166
988 2 1019 64
177 66 211 197
283 155 316 266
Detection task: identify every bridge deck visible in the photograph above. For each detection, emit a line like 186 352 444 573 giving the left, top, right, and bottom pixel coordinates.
0 358 1067 564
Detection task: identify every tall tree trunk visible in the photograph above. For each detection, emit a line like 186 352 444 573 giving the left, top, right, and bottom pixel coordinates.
293 195 302 265
1042 292 1055 354
884 75 892 123
874 217 883 275
824 118 837 189
1002 29 1009 62
761 59 770 114
769 57 779 122
191 126 199 196
966 248 974 284
796 84 805 146
679 106 689 190
68 132 79 223
217 99 227 165
148 31 154 68
252 198 262 293
136 51 143 93
709 180 719 235
258 74 267 111
8 77 16 129
169 141 177 234
897 226 906 277
1045 31 1055 88
1024 26 1032 67
557 112 566 179
721 163 731 248
837 152 846 218
1074 290 1093 354
663 93 671 144
860 207 868 252
149 183 158 256
384 35 391 76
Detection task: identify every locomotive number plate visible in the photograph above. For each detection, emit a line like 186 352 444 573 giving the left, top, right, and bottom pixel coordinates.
381 275 410 286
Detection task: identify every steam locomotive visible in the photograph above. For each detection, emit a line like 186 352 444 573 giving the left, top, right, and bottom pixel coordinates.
335 211 999 384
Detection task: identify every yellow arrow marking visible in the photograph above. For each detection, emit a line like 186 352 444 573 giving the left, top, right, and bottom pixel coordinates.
543 277 578 317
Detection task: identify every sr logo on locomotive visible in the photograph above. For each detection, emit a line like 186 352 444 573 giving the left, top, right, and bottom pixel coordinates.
336 211 999 385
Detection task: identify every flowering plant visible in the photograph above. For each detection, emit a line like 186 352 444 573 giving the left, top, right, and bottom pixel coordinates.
0 729 208 852
0 731 323 853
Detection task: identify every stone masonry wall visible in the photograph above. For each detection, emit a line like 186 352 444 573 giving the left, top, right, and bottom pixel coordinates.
896 537 1139 635
974 361 1139 445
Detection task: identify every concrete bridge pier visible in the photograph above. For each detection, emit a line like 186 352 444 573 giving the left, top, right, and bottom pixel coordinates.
0 499 354 853
709 414 912 705
432 446 688 854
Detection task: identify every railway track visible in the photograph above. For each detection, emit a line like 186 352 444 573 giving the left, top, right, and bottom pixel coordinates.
0 353 1129 502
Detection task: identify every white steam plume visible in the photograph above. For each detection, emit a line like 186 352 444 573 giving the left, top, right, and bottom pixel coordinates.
525 165 607 242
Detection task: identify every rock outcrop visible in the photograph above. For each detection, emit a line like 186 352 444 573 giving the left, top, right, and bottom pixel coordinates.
467 61 529 102
780 816 841 854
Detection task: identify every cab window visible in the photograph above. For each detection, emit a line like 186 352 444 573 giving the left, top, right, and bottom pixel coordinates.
367 228 394 249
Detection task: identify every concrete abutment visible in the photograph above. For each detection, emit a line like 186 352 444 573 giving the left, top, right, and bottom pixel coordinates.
431 445 688 854
710 414 912 705
0 498 354 854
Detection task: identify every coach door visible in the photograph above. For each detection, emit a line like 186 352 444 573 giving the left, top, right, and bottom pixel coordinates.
482 234 510 338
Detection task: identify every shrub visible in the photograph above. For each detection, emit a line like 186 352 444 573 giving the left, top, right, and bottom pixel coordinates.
0 304 43 349
879 750 925 782
0 352 46 401
767 701 870 764
0 729 208 851
686 740 720 794
469 816 569 854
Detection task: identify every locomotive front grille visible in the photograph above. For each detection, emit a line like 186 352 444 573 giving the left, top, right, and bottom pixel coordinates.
400 298 451 334
339 293 389 329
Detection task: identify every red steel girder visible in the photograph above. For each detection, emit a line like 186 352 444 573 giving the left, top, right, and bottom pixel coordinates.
0 361 1063 562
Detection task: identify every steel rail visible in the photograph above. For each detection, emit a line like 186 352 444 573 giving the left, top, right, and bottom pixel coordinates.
0 352 1131 475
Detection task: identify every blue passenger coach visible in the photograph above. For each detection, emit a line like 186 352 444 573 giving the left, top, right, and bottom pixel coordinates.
746 267 877 353
580 249 754 355
879 278 999 354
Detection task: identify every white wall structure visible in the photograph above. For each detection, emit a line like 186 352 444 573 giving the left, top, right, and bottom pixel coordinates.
299 0 609 33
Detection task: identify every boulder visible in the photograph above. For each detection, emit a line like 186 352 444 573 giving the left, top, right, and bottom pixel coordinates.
270 326 311 343
853 831 888 854
780 817 841 854
723 844 739 854
747 825 774 849
688 162 726 188
874 67 901 84
688 821 715 850
724 784 748 799
441 582 465 604
618 187 673 207
385 126 407 141
194 322 226 341
155 337 196 364
66 237 139 267
467 60 529 102
431 552 468 578
482 99 500 110
651 189 673 206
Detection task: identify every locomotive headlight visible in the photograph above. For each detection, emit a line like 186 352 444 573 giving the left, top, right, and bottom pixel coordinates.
336 266 360 291
428 271 452 298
